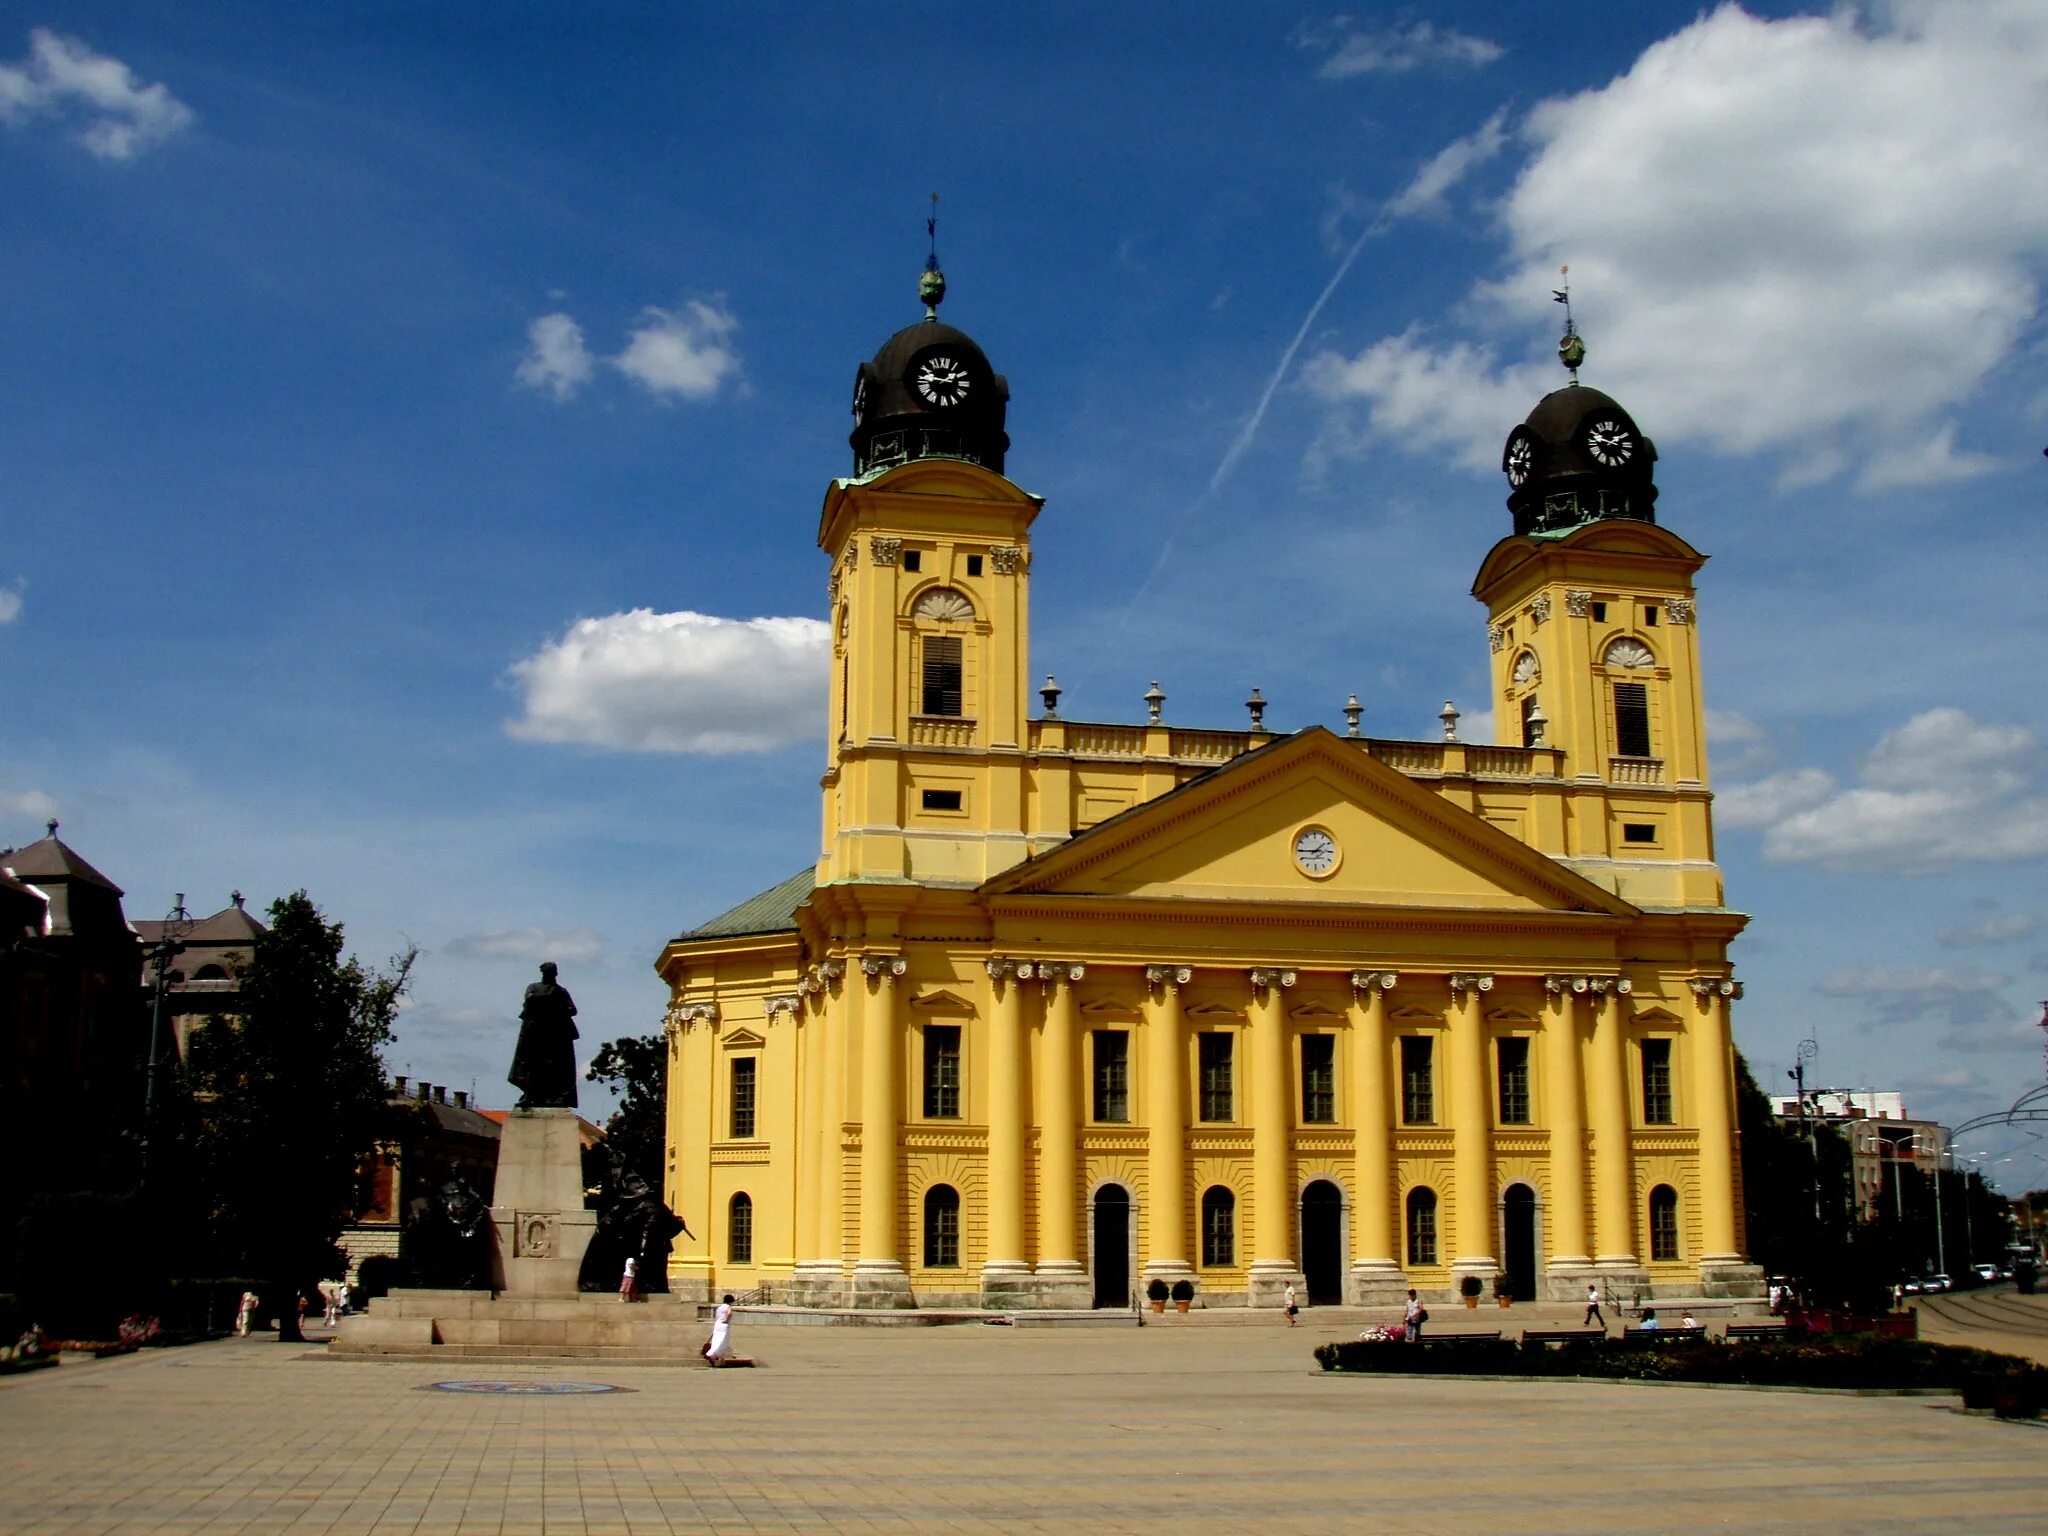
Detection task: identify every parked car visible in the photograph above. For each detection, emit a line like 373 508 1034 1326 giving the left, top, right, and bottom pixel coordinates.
1922 1274 1952 1293
1974 1263 2000 1283
1901 1278 1925 1295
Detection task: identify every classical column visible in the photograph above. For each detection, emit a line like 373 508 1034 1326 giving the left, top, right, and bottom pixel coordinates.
1247 967 1300 1305
1447 974 1499 1287
793 962 843 1299
981 958 1031 1296
1347 971 1403 1300
1141 965 1193 1280
1586 978 1640 1270
1033 962 1090 1303
1689 977 1750 1276
1541 978 1593 1279
854 953 913 1306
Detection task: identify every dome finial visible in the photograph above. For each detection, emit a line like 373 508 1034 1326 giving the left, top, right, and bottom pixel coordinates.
919 192 946 320
1553 264 1584 383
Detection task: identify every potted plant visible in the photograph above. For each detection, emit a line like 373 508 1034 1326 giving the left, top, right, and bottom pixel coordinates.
1146 1278 1169 1314
1493 1274 1513 1309
1460 1275 1483 1310
1171 1279 1195 1314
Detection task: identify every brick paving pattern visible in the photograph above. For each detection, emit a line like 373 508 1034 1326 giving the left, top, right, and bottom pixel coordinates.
2 1319 2040 1534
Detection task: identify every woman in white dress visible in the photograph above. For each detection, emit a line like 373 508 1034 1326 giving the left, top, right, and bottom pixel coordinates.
703 1293 734 1366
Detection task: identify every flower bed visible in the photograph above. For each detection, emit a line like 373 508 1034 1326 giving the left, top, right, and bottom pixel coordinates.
1312 1336 2047 1418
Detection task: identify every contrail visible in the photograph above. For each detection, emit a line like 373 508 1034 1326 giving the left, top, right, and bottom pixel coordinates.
1123 212 1389 622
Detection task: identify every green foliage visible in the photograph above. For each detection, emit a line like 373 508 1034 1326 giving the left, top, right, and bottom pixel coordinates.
187 891 412 1341
1459 1274 1483 1297
584 1033 667 1192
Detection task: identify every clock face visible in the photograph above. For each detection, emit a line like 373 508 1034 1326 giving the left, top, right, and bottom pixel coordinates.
1585 417 1634 467
1506 434 1534 486
1292 826 1338 876
851 371 868 422
912 352 972 408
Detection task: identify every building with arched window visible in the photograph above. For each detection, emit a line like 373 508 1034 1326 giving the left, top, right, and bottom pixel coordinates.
656 265 1761 1310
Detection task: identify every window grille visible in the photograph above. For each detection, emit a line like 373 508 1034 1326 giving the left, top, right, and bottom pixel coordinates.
1641 1038 1674 1124
728 1192 753 1264
730 1058 756 1140
1201 1186 1235 1267
923 1025 961 1119
924 1184 960 1268
1406 1187 1438 1267
1199 1032 1234 1122
1300 1035 1336 1124
1497 1037 1531 1124
1401 1036 1435 1124
1092 1031 1129 1122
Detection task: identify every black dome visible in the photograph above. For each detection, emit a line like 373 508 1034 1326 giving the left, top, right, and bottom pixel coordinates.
849 316 1010 476
1501 383 1658 538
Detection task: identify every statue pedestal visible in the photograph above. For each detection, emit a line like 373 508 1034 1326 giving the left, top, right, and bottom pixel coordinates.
488 1108 596 1298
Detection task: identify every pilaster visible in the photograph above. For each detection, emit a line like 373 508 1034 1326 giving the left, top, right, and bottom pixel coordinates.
853 953 914 1307
1246 967 1301 1307
1446 973 1500 1294
1346 971 1406 1303
1140 965 1193 1283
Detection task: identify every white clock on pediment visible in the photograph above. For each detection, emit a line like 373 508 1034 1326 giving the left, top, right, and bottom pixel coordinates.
1292 825 1340 878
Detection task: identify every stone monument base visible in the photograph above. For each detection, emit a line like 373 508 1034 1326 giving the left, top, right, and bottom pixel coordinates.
333 1288 710 1359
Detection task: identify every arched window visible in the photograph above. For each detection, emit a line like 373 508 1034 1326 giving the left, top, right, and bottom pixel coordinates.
728 1192 753 1264
1648 1185 1680 1262
1200 1186 1235 1268
1604 638 1656 758
1406 1187 1438 1267
924 1184 961 1268
913 587 975 719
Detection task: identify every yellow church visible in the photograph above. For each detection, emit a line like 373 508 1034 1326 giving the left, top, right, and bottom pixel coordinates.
656 263 1762 1311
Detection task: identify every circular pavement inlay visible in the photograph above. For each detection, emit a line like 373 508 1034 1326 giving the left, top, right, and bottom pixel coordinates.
424 1380 632 1395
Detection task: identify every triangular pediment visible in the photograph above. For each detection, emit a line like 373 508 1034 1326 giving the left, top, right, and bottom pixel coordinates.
912 988 976 1015
982 728 1634 919
1391 1006 1439 1023
1486 1007 1539 1025
1289 1001 1341 1020
720 1027 767 1049
1081 997 1140 1019
1634 1005 1681 1024
1186 1002 1242 1020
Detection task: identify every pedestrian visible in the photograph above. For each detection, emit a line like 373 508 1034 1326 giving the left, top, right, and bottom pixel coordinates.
234 1290 257 1337
1283 1281 1298 1327
1679 1310 1700 1330
1583 1283 1606 1331
620 1255 639 1304
1403 1288 1426 1343
703 1293 735 1366
322 1284 340 1327
1638 1307 1661 1332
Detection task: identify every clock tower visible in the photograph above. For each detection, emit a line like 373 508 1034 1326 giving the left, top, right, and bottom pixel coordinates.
817 263 1040 887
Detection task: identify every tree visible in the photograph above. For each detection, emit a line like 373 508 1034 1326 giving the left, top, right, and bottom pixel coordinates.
579 1032 677 1292
187 892 412 1341
584 1032 667 1192
1734 1049 1859 1300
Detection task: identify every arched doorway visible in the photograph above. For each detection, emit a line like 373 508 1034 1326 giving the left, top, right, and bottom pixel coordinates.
1091 1185 1130 1308
1502 1183 1538 1301
1300 1180 1344 1304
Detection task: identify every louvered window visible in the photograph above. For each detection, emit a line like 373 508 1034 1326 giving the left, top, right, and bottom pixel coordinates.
1614 681 1651 757
921 634 963 717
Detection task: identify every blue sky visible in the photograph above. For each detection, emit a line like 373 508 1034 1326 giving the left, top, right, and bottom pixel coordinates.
5 3 2047 1192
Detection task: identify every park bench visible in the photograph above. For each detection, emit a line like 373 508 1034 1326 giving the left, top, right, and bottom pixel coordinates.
1724 1321 1788 1340
1521 1328 1605 1347
1622 1326 1707 1344
1418 1330 1503 1345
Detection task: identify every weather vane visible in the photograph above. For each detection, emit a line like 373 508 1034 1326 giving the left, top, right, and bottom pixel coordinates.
920 192 946 319
1553 264 1584 383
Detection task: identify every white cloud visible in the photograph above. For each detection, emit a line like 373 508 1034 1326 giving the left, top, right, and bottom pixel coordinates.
1714 767 1836 831
1939 912 2040 948
515 312 595 401
1385 108 1509 222
1731 708 2048 875
1 788 58 822
446 925 605 965
1302 19 1504 78
1705 708 1771 775
0 28 193 160
506 608 827 754
0 578 22 624
614 300 741 400
1818 964 2011 1027
1306 2 2048 482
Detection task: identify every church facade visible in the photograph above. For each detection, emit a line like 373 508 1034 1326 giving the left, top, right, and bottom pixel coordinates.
656 269 1762 1310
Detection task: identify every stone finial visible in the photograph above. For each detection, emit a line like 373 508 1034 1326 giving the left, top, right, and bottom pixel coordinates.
1440 700 1461 741
1525 700 1548 747
1246 688 1267 731
1144 681 1165 725
1040 675 1062 719
1343 693 1363 737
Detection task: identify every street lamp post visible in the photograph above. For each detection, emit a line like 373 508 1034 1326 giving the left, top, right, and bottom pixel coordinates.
141 892 193 1181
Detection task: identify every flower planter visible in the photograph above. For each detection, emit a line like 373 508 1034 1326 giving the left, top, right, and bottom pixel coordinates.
1463 1296 1478 1309
1175 1300 1191 1314
1497 1297 1513 1308
1150 1300 1166 1314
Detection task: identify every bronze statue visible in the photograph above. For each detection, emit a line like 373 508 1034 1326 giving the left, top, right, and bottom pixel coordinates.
509 960 579 1109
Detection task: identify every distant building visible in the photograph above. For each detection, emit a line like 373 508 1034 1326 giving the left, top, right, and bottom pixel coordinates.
134 892 265 1063
1770 1089 1944 1222
342 1078 504 1279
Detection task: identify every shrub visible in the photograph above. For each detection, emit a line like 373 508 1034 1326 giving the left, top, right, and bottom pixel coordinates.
1146 1278 1170 1302
1171 1280 1195 1302
1459 1275 1483 1298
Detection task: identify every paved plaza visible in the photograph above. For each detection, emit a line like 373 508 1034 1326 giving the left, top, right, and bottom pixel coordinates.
2 1318 2041 1535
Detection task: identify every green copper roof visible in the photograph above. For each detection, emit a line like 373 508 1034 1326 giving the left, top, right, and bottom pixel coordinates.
680 866 815 940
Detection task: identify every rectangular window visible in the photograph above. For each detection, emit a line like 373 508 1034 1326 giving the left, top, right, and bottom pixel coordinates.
923 1025 961 1119
1643 605 1659 626
1622 822 1657 844
966 554 983 576
1614 681 1651 757
1300 1035 1336 1124
1401 1036 1435 1124
1497 1037 1531 1125
1641 1038 1674 1124
1199 1032 1234 1122
729 1057 757 1140
921 788 963 811
902 549 922 573
1590 601 1607 622
1092 1031 1129 1122
921 634 964 717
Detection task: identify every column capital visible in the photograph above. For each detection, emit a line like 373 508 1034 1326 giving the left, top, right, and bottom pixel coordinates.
667 1000 718 1034
1145 964 1192 991
1349 969 1398 993
1688 976 1744 1000
985 956 1018 981
763 994 801 1020
860 953 907 981
1544 974 1630 996
1248 967 1296 993
799 959 844 996
1447 973 1495 998
1018 960 1084 983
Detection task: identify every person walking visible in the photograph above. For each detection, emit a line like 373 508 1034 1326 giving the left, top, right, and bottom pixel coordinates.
620 1255 639 1304
1583 1283 1606 1331
703 1293 735 1366
234 1290 257 1338
1403 1289 1425 1343
1283 1281 1299 1327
